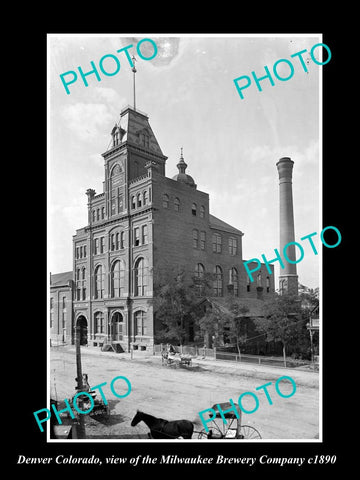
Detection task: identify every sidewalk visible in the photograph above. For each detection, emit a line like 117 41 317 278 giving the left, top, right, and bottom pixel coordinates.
53 345 319 389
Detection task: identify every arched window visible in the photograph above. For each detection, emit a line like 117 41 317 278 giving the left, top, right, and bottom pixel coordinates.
94 265 104 299
194 263 205 296
257 273 262 287
111 260 125 297
111 312 123 341
137 193 142 208
94 311 104 334
200 205 205 218
192 229 199 249
195 263 205 278
191 203 197 216
212 233 222 253
120 231 125 249
162 193 169 208
134 258 147 296
113 130 121 146
200 231 206 250
279 279 286 295
174 197 180 211
143 190 148 206
115 232 120 250
131 195 136 209
230 267 239 297
213 265 223 297
92 210 96 222
134 310 147 336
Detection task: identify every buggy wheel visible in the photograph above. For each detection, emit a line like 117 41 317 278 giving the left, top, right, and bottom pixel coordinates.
198 428 209 439
238 425 261 439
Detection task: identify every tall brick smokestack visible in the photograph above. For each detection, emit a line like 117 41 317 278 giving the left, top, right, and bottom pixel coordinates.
276 157 298 295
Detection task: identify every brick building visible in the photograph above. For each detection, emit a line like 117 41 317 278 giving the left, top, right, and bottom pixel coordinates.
50 271 73 345
66 105 275 351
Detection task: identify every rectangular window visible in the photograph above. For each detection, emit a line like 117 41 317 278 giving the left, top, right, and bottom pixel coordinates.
142 225 148 244
83 245 87 257
212 234 222 253
229 237 237 255
118 194 123 212
100 236 105 254
135 311 147 336
94 238 99 255
95 313 104 334
50 298 54 328
193 229 199 249
76 247 79 259
134 227 140 246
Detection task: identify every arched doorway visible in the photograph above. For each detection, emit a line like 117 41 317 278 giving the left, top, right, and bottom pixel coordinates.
76 315 88 346
111 312 123 341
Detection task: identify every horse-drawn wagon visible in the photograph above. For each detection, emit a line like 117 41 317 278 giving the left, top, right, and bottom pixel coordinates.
197 402 261 439
130 402 261 440
161 344 193 367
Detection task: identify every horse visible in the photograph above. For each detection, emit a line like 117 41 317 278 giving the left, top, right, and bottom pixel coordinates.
131 410 194 439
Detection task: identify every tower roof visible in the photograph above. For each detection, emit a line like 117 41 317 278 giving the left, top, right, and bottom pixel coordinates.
105 105 166 158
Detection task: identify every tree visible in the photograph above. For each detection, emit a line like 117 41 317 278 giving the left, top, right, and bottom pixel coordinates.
153 268 212 345
226 300 250 358
254 294 302 366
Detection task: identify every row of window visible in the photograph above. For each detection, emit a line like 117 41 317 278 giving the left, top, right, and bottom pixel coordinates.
194 263 270 297
192 230 238 255
94 310 147 336
131 190 150 210
162 195 206 217
92 206 106 223
91 194 206 223
76 245 87 259
76 226 148 259
75 257 148 301
50 296 67 329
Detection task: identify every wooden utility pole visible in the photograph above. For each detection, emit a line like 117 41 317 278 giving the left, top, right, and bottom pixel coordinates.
72 324 86 438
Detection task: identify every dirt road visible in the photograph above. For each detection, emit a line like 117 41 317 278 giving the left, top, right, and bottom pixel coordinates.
49 345 319 441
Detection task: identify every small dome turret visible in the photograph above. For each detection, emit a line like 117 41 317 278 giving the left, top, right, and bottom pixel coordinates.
172 148 196 188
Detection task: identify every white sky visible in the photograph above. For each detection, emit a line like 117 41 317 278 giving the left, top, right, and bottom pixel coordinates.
48 34 322 289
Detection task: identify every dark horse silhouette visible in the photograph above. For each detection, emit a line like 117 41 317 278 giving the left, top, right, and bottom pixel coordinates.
131 410 193 439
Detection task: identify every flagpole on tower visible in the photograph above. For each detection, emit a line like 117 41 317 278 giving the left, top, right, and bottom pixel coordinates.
132 55 137 111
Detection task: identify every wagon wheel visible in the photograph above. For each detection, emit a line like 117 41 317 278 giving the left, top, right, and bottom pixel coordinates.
197 427 224 439
237 425 262 439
